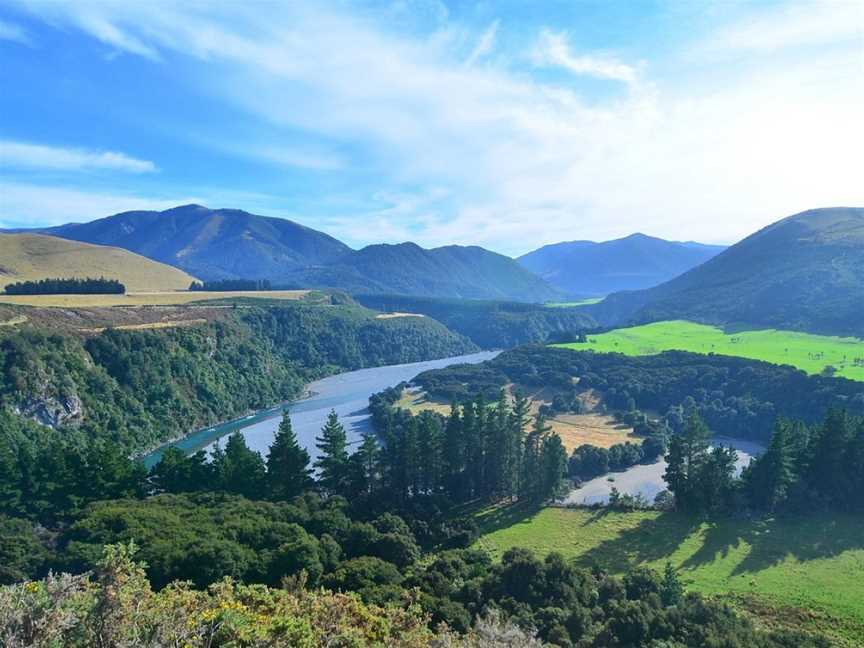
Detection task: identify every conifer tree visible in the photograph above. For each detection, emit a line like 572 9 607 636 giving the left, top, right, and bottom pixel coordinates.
266 412 312 501
314 410 350 496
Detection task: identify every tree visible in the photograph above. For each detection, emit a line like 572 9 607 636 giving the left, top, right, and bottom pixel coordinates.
213 433 266 498
539 433 568 501
266 412 312 501
314 410 350 496
663 412 710 513
744 420 795 512
348 431 380 496
660 562 684 606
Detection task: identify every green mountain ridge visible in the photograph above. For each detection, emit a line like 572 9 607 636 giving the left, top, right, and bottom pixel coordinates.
35 206 559 302
589 207 864 337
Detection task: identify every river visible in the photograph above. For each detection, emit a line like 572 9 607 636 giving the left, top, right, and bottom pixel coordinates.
142 350 499 469
561 436 765 505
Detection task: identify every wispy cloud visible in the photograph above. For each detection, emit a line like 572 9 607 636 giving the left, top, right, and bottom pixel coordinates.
0 182 194 227
532 29 638 84
3 1 862 253
0 140 157 173
0 18 31 45
465 19 499 67
700 1 863 55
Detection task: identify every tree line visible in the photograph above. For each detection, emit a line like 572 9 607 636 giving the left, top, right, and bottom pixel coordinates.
369 387 570 505
415 345 864 444
189 278 273 291
663 409 864 515
3 276 125 295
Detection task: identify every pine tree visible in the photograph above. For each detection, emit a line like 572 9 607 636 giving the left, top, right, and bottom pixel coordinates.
314 410 350 496
540 432 568 501
348 430 380 496
660 562 684 606
744 420 795 512
507 392 530 498
663 412 710 512
266 412 312 501
442 405 465 500
214 432 266 498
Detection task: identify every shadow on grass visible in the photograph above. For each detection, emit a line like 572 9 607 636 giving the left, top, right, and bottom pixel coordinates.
573 511 700 572
474 501 544 536
683 514 864 577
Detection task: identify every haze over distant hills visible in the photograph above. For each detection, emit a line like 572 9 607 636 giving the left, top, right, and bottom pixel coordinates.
589 207 864 337
0 233 197 292
35 205 560 302
518 233 725 297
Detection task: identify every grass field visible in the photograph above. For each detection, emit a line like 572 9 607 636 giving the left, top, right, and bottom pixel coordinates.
545 298 603 307
0 290 310 308
0 233 197 292
553 320 864 381
476 506 864 646
546 413 637 450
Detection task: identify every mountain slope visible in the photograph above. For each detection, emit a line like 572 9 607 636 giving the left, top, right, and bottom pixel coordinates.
589 207 864 337
0 233 197 291
41 204 351 282
518 233 725 297
295 242 561 302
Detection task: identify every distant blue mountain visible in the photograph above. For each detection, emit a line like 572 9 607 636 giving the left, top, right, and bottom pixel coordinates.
518 233 725 297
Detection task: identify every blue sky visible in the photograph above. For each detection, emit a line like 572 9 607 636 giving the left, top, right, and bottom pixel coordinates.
1 0 861 255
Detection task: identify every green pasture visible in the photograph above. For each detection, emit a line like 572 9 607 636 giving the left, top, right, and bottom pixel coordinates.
475 506 864 646
553 320 864 381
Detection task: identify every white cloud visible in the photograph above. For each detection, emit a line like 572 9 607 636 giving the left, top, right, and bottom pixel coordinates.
0 140 157 173
531 29 639 84
701 1 863 55
0 19 30 44
5 1 863 254
0 183 197 227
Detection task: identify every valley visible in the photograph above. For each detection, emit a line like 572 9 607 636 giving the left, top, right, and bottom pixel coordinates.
3 6 862 644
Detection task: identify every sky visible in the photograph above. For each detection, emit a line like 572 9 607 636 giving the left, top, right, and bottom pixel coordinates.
0 0 862 256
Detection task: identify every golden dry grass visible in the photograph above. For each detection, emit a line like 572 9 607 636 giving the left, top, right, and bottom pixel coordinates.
0 233 197 291
394 389 453 415
0 290 310 308
546 413 638 451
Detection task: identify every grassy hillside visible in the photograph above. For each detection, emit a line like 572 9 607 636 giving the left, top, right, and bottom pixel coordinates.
555 320 864 381
590 208 864 337
519 233 724 297
476 506 864 646
0 233 197 292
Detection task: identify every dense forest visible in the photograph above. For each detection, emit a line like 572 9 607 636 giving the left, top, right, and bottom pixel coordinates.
356 294 596 348
0 303 476 453
415 346 864 443
3 276 125 295
0 410 830 647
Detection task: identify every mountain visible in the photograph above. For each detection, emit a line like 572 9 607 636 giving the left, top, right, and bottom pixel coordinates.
589 207 864 337
295 242 561 302
518 233 725 297
41 204 351 282
0 233 197 292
